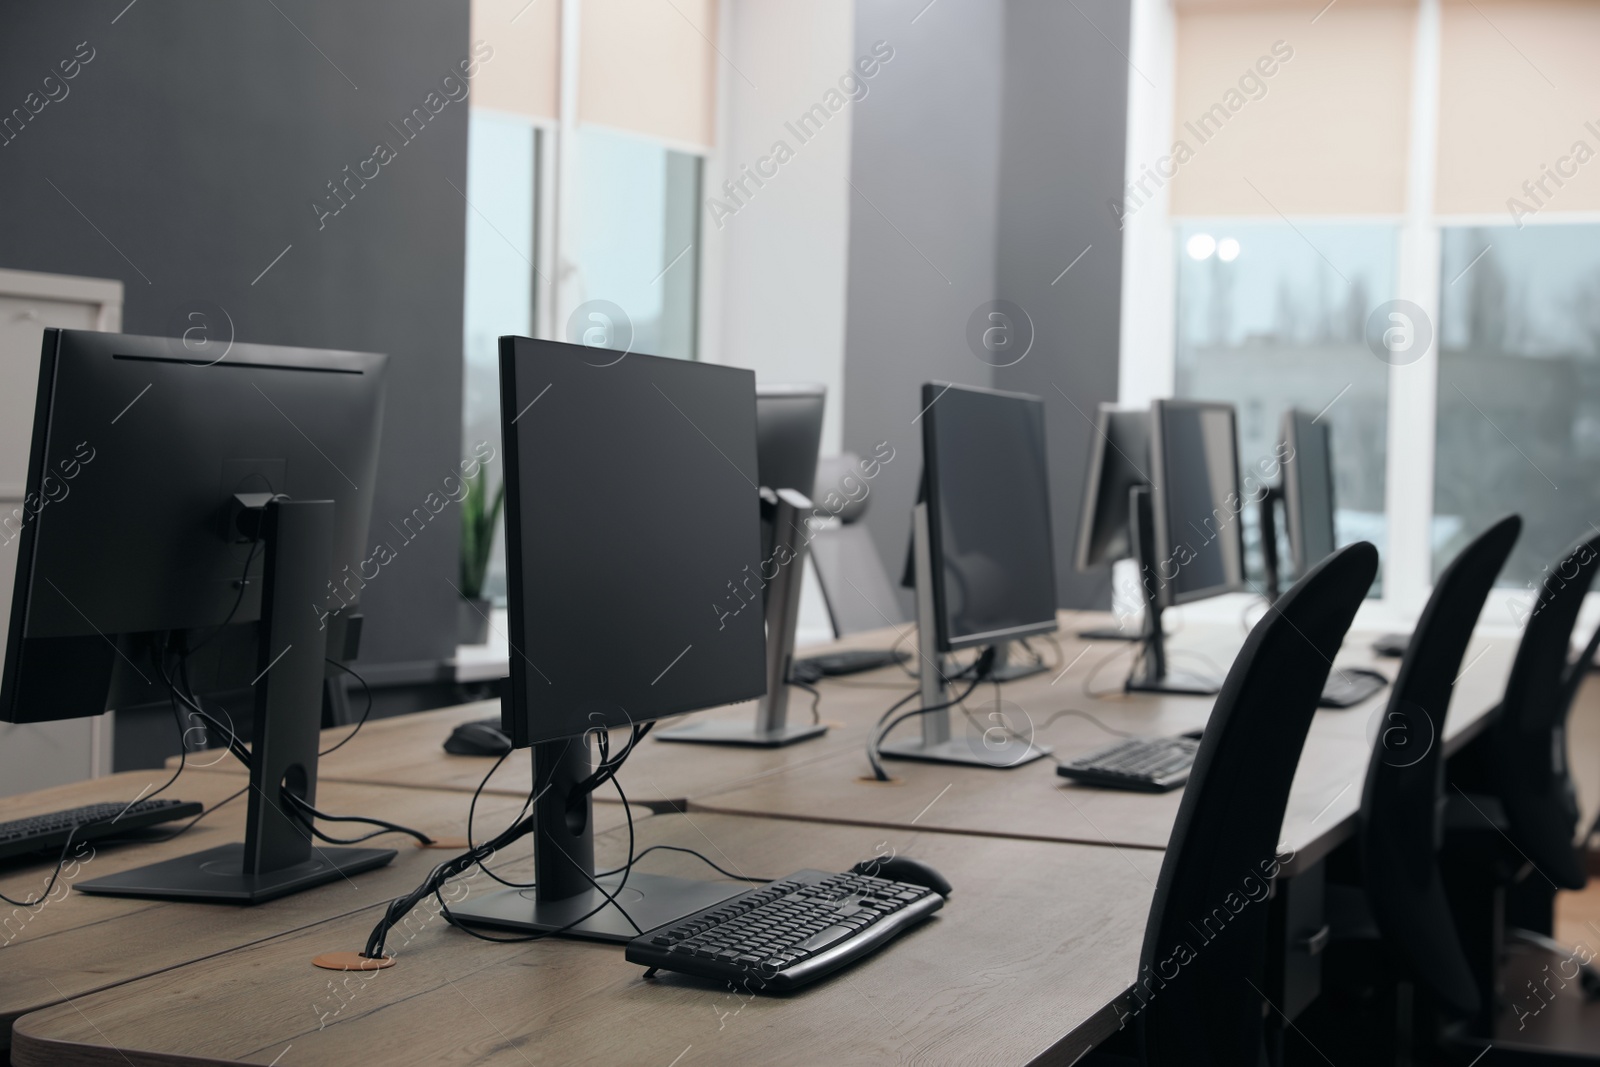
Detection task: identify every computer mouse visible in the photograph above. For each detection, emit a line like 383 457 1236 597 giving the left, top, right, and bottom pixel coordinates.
852 855 952 898
443 720 512 757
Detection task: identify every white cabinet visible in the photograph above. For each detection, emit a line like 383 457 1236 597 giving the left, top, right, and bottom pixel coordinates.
0 269 122 798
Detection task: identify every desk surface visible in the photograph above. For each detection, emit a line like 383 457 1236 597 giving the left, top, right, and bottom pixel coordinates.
196 617 1518 876
695 630 1518 875
11 811 1161 1067
0 769 631 1052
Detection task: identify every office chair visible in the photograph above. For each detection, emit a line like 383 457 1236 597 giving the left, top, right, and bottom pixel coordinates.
1125 541 1378 1066
808 453 911 635
1483 529 1600 894
1304 516 1519 1061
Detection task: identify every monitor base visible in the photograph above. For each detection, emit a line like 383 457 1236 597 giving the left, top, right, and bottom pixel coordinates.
989 660 1049 683
446 871 745 943
1078 626 1141 642
73 842 397 905
654 719 828 747
879 735 1052 769
1125 667 1220 697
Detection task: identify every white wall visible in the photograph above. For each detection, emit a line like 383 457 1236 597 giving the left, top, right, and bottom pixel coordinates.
703 0 855 457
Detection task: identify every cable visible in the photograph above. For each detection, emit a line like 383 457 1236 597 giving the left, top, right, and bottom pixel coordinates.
865 655 992 782
0 686 195 908
361 724 650 960
1082 642 1138 699
282 791 433 847
597 845 773 884
320 659 374 756
1033 708 1140 738
790 679 823 725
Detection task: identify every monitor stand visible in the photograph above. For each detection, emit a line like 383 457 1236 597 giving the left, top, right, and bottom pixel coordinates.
1123 486 1221 697
878 503 1050 769
444 735 744 941
656 488 827 748
988 640 1048 682
76 497 395 904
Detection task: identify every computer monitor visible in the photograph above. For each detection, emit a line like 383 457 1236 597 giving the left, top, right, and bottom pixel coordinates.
1073 405 1150 640
1280 409 1337 577
656 382 829 747
1148 399 1246 607
754 383 825 494
1123 399 1245 695
1075 405 1150 572
447 336 768 940
881 382 1055 768
1 328 390 902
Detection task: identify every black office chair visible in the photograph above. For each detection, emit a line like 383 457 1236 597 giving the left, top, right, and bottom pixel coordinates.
1485 529 1600 894
1304 516 1520 1061
1123 541 1378 1066
1360 515 1520 1013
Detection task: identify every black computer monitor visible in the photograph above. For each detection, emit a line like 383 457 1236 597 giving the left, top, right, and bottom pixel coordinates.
922 383 1059 652
1075 405 1150 573
1148 399 1246 607
447 336 767 940
1280 409 1337 576
1 328 391 902
880 382 1057 768
755 383 825 493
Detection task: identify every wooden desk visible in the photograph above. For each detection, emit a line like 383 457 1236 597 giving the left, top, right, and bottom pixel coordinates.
691 631 1515 875
0 768 632 1055
11 812 1161 1067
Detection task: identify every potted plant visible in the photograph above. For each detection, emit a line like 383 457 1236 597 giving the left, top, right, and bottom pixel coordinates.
458 466 504 645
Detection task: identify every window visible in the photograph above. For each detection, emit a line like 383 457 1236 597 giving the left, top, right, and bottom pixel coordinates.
1174 221 1395 588
567 126 701 360
1434 224 1600 585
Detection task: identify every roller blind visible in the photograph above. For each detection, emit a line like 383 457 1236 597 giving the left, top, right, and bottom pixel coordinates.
579 0 718 150
1436 1 1600 217
1169 1 1415 216
471 0 561 122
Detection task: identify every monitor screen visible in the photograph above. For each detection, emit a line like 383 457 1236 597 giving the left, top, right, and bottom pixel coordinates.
921 382 1058 651
1075 405 1150 571
498 337 768 747
1149 399 1246 606
1282 410 1337 575
1 329 385 725
755 384 825 494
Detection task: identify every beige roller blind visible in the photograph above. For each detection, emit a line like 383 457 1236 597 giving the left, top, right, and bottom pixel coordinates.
578 0 717 150
1436 1 1600 217
471 0 561 121
1169 1 1415 216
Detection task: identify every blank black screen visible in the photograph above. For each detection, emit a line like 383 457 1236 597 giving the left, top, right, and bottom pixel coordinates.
499 338 768 745
923 383 1058 650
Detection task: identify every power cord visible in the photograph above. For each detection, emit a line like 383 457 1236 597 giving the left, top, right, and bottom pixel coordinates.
789 679 823 725
320 659 374 756
361 722 653 960
865 648 995 781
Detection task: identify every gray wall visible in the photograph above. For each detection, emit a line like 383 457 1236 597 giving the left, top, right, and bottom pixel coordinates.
0 0 469 672
993 0 1131 609
842 0 1130 613
842 0 1008 615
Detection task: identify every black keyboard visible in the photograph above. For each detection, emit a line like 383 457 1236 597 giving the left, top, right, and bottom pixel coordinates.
1319 667 1388 708
0 799 202 863
791 649 910 683
625 869 943 991
1056 736 1200 792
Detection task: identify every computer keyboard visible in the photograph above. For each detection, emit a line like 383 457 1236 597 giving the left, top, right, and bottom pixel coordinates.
791 649 910 683
1056 736 1200 792
1319 667 1388 708
625 868 943 991
0 799 202 863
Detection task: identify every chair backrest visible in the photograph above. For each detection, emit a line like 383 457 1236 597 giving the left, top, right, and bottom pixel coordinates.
1132 541 1378 1066
809 523 911 636
1360 514 1520 1016
1492 528 1600 889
